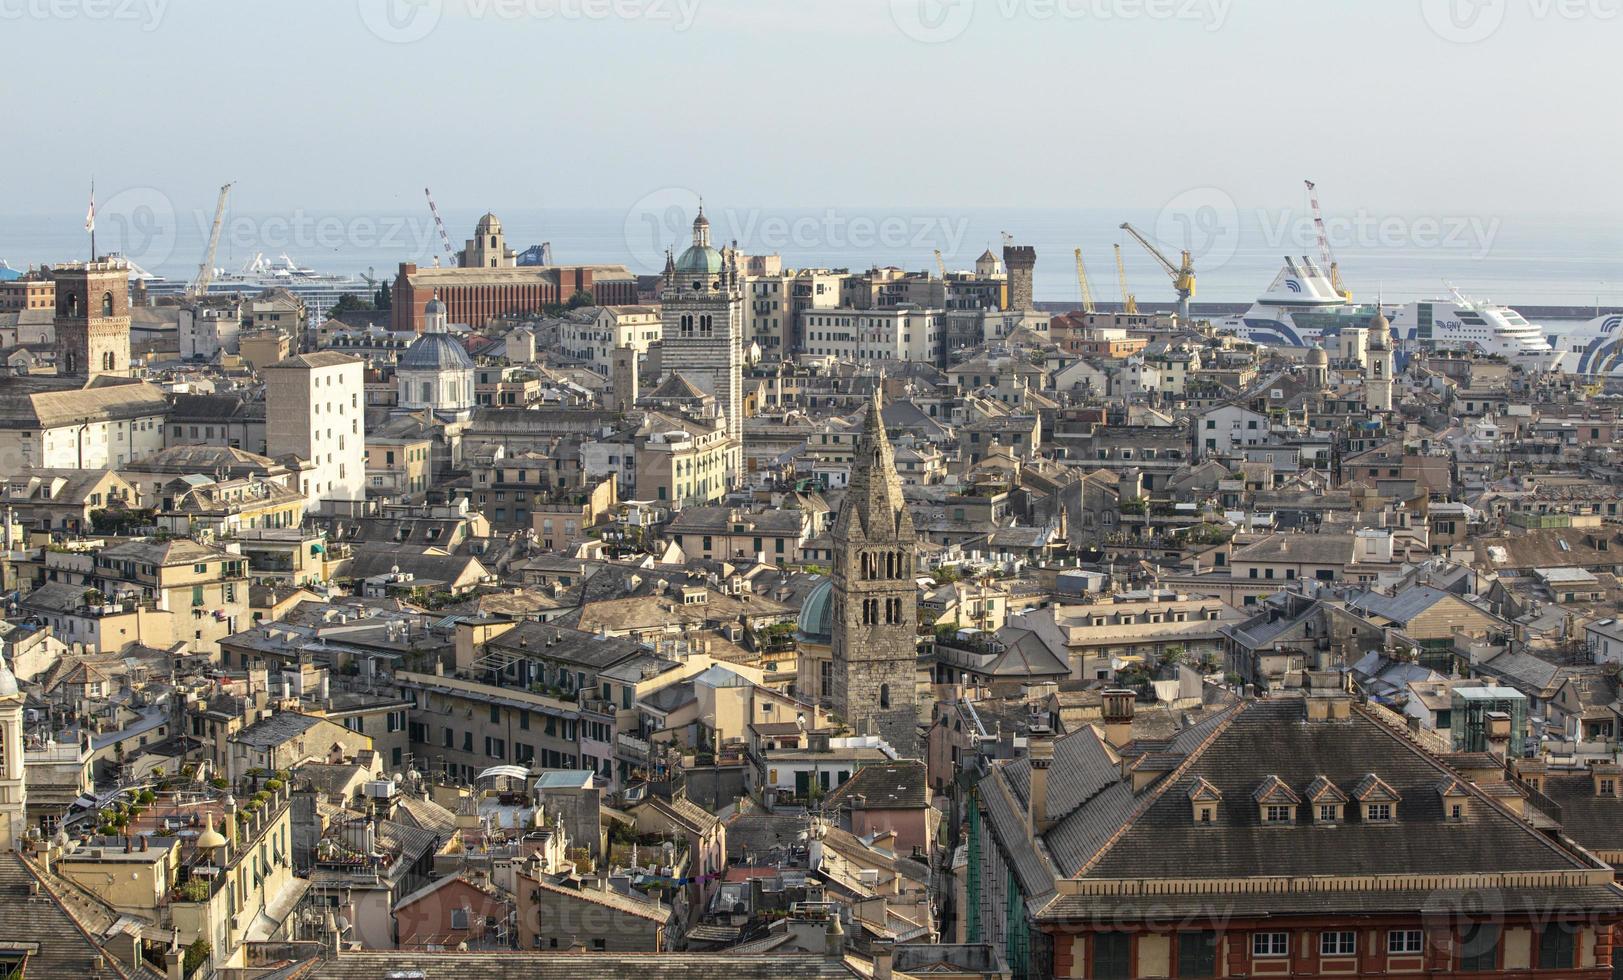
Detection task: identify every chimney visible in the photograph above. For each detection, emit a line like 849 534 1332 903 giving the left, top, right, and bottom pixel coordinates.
1102 689 1135 749
1027 726 1055 834
1484 710 1512 761
873 940 894 980
824 913 845 960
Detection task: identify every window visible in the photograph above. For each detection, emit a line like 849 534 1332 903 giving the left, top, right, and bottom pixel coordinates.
1252 932 1288 958
1538 922 1576 969
1458 923 1499 971
1264 804 1293 823
450 908 469 930
1177 931 1217 978
1387 929 1424 955
1366 802 1392 821
1320 931 1356 957
1317 804 1338 823
1091 932 1131 979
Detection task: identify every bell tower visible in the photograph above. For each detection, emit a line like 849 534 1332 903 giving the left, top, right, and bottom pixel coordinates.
53 259 131 380
829 390 920 754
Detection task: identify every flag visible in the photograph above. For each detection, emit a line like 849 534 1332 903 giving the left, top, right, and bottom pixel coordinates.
85 182 95 234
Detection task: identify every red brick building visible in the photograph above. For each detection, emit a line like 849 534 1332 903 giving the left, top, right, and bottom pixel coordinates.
391 262 640 334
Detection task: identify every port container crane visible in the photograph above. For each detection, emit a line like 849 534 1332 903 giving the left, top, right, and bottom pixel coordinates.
186 182 234 300
1119 222 1194 321
1113 244 1139 315
1305 179 1350 300
1073 247 1096 314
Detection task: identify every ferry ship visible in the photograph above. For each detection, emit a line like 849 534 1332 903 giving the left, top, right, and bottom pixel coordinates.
134 253 373 322
1546 312 1623 375
1218 257 1565 372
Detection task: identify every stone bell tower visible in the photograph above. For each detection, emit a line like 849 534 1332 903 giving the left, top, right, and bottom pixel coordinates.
829 390 920 754
53 259 131 380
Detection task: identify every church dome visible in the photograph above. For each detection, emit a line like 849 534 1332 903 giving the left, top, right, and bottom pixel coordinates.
796 579 834 645
1308 345 1328 365
675 243 724 276
475 212 502 236
425 296 446 316
399 332 474 373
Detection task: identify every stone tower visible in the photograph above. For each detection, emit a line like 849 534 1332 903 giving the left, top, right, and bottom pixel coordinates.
661 207 745 447
1002 244 1036 312
0 655 24 851
462 212 515 268
829 391 919 754
54 259 131 379
1365 306 1394 413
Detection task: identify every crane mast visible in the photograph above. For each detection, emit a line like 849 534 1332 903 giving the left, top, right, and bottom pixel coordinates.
424 187 456 264
1113 244 1139 315
1305 179 1349 300
1073 247 1096 315
187 182 233 300
1119 221 1194 321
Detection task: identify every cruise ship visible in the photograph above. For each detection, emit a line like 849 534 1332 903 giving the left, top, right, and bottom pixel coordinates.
1218 257 1565 372
133 253 374 322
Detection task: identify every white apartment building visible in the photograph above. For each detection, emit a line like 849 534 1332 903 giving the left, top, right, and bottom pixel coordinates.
179 306 242 361
263 351 366 513
560 306 662 375
0 382 168 470
800 307 943 363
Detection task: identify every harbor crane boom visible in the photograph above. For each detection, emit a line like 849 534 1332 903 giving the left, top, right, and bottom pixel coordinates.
1304 179 1350 300
424 187 456 261
1113 244 1139 315
1073 247 1096 314
1119 221 1194 321
186 182 234 300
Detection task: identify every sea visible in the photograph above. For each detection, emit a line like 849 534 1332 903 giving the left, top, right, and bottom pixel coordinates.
3 203 1619 315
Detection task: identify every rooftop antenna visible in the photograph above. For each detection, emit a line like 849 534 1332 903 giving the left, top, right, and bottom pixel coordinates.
85 177 96 261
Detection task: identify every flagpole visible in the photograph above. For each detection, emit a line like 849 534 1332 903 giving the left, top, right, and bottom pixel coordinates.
87 178 97 262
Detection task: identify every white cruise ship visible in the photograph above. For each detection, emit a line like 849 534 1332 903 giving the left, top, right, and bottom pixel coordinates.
134 253 373 323
1218 257 1565 372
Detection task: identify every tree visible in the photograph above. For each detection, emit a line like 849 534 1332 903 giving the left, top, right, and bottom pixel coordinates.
374 280 392 311
328 293 373 318
566 289 594 310
183 938 211 976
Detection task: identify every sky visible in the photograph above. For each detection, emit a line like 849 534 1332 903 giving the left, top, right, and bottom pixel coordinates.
1 0 1618 222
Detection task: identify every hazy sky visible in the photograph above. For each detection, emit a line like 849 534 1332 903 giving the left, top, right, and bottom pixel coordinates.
2 0 1618 221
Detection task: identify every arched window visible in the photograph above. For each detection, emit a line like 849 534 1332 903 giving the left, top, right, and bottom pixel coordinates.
101 292 114 316
490 235 498 248
102 351 114 371
879 684 891 709
65 294 79 317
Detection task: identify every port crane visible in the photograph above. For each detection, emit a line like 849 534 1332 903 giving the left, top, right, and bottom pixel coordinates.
1073 247 1096 314
1119 221 1194 321
1305 179 1350 300
1113 244 1139 315
424 187 456 263
186 182 234 300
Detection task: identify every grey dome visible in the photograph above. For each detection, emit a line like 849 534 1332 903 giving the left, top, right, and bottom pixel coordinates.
399 332 474 372
795 579 834 645
425 297 447 316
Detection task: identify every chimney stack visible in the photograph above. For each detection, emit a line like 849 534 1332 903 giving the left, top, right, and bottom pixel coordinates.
873 940 894 980
1027 726 1055 834
1102 689 1135 749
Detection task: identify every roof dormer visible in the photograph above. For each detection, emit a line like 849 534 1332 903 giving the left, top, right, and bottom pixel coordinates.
1253 775 1302 825
1436 776 1471 823
1305 775 1349 824
1352 773 1401 823
1592 762 1620 799
1187 776 1222 825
